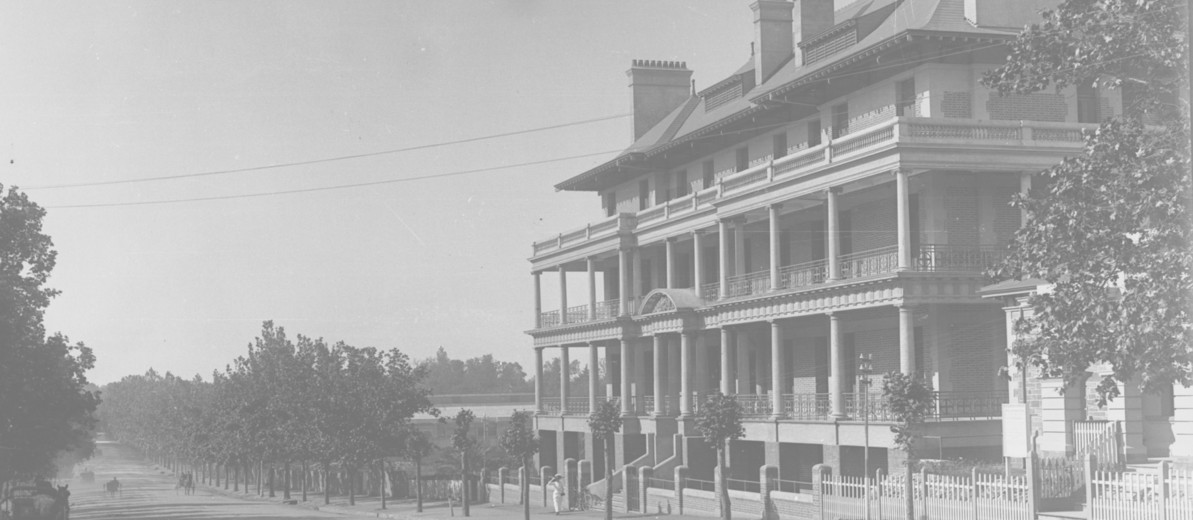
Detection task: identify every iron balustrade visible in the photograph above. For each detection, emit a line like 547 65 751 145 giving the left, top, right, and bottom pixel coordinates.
931 391 1008 420
844 392 892 421
734 394 774 417
699 282 720 300
594 299 619 320
914 244 1007 272
783 393 832 420
565 304 589 324
726 269 771 297
839 245 899 279
778 260 828 290
725 478 761 493
539 310 560 327
683 478 716 492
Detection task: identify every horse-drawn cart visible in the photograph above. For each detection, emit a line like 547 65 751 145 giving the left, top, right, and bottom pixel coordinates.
3 484 69 520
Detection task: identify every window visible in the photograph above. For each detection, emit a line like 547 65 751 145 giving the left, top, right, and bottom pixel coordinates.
638 179 650 210
675 170 689 197
602 192 616 217
658 172 672 203
896 78 916 116
832 103 849 138
808 120 822 147
735 146 749 172
1077 83 1101 123
702 160 715 188
773 132 788 159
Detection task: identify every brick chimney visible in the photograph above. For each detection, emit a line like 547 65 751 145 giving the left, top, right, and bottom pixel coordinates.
751 1 795 85
627 60 693 141
794 0 834 65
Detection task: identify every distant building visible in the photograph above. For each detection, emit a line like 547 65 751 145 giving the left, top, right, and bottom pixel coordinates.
524 0 1185 490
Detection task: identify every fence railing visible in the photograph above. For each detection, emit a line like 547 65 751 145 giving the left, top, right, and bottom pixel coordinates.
594 299 619 320
839 246 900 279
784 393 832 420
1088 460 1193 520
778 259 828 290
725 270 770 298
539 310 560 328
821 466 1032 520
1075 420 1123 468
733 394 773 417
564 304 588 324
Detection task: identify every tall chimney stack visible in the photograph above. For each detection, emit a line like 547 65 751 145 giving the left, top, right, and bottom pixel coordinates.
794 0 834 65
627 60 693 141
751 1 795 85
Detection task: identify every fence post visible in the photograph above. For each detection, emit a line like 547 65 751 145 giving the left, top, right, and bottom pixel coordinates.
498 468 507 504
1026 445 1040 518
875 468 884 520
518 466 526 505
919 466 928 519
639 466 652 514
760 464 778 520
813 463 830 520
970 468 979 520
675 465 688 515
1159 460 1169 520
1083 453 1097 515
1113 421 1124 467
541 466 553 509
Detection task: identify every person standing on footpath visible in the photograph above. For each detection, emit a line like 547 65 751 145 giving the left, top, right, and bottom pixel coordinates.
548 474 566 515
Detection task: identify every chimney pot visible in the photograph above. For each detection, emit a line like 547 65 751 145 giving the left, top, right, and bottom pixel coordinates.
751 0 795 85
626 59 694 141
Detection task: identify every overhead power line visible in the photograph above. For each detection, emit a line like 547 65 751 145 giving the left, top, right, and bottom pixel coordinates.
46 149 621 209
26 113 630 191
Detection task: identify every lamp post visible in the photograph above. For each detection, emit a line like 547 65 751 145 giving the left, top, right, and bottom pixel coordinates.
857 353 875 520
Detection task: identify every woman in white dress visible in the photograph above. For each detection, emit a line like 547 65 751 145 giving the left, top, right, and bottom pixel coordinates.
548 474 566 514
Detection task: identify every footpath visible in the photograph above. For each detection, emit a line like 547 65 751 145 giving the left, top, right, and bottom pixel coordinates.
197 481 702 520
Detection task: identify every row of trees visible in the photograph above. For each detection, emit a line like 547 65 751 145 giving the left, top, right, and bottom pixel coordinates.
420 346 594 398
99 321 436 505
0 185 99 481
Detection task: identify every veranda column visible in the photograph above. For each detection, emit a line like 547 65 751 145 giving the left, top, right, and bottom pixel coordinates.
533 272 542 328
619 249 632 316
559 345 570 413
733 218 746 278
558 265 569 325
769 203 782 290
770 319 785 419
693 230 705 298
895 169 911 270
667 336 681 415
620 339 632 416
899 305 916 374
589 342 600 414
718 219 730 299
720 328 734 394
827 187 842 280
587 257 597 321
665 238 677 289
829 313 846 418
535 347 544 414
1020 171 1032 224
653 335 666 416
680 331 694 416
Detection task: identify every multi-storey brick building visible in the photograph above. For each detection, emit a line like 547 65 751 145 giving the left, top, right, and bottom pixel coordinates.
523 0 1157 491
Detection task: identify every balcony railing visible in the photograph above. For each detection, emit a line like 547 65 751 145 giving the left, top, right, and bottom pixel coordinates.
594 298 619 320
778 259 828 289
735 394 774 417
844 392 892 421
841 391 1009 421
914 244 1007 272
839 245 899 279
539 310 560 328
784 393 832 420
564 304 588 324
541 397 561 415
563 397 590 415
699 282 720 299
725 269 771 298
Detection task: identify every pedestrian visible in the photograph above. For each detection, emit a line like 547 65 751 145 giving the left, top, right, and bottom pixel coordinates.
548 474 565 515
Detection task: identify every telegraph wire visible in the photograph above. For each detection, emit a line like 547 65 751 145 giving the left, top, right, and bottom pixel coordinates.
26 113 630 191
46 150 621 209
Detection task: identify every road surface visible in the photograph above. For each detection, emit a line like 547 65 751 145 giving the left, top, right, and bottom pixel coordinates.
67 441 343 520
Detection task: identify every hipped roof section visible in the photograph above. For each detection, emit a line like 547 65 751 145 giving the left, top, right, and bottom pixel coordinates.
555 0 1021 192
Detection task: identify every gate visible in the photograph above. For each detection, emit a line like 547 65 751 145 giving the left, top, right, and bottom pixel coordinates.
626 466 640 512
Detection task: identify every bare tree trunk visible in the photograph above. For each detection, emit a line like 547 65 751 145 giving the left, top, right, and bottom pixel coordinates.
904 459 914 520
284 461 291 500
462 452 471 517
324 465 331 505
416 457 424 513
379 460 387 509
604 439 614 520
302 461 308 502
349 466 356 506
525 457 534 520
719 444 731 520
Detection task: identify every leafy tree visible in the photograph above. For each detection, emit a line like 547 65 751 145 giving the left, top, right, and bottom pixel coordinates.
694 393 744 520
881 372 936 520
452 409 477 516
0 185 99 481
405 428 436 513
421 347 532 395
501 411 540 520
982 0 1190 403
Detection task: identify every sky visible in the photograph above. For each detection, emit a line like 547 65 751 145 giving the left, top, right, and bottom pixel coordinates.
0 1 778 385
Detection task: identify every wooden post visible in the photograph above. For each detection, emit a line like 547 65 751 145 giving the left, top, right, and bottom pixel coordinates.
675 465 688 515
970 468 979 520
1026 445 1040 517
919 466 928 520
1084 453 1097 514
1159 460 1169 520
498 467 508 504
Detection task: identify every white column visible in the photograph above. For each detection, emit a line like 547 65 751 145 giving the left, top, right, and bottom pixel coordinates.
559 345 570 411
535 347 544 414
667 337 681 415
737 333 751 394
589 342 600 414
665 238 676 289
558 266 568 325
718 220 730 299
733 218 746 276
720 328 734 394
770 203 782 290
533 272 542 328
771 320 784 419
829 313 845 418
693 231 705 298
899 305 916 374
587 257 597 321
827 188 841 280
620 339 632 416
630 248 641 309
619 249 631 316
680 331 694 416
1020 171 1032 224
895 169 911 270
653 335 665 416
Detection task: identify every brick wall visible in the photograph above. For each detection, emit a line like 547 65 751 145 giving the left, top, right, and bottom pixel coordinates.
942 91 972 119
848 197 896 252
986 93 1068 121
853 328 899 373
941 307 1000 393
945 186 980 246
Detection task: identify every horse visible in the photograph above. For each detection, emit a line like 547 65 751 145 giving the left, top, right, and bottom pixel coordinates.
105 477 121 497
31 485 70 520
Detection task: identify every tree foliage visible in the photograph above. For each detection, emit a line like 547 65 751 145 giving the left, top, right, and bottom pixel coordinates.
0 185 99 480
982 0 1190 402
586 400 620 520
880 372 936 457
499 410 539 520
421 347 532 395
694 393 744 520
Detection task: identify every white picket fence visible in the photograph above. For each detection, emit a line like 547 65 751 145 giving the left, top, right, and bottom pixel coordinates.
1089 462 1193 520
819 466 1031 520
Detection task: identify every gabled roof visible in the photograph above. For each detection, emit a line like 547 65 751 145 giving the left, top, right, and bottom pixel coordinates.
555 0 1023 192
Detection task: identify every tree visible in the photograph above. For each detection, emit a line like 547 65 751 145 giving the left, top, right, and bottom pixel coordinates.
405 428 435 513
451 409 477 516
0 184 99 481
693 393 743 520
982 0 1190 403
501 411 540 520
881 372 936 520
586 401 620 520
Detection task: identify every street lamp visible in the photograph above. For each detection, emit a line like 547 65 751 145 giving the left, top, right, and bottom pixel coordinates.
857 353 875 520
